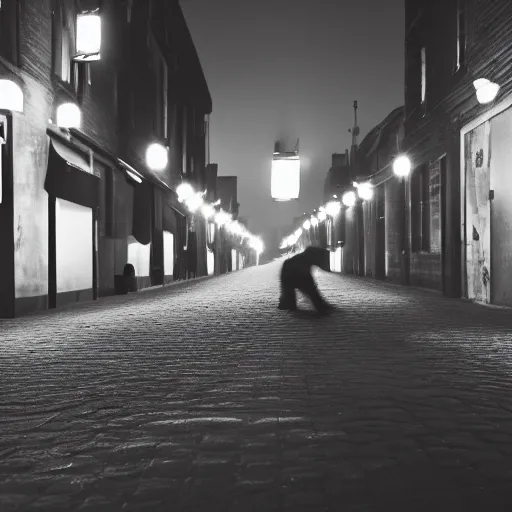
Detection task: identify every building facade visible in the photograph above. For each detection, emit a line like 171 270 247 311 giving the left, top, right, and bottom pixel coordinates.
404 0 512 304
0 0 212 318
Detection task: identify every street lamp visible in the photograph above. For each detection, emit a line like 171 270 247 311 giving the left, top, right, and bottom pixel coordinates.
326 200 342 216
177 183 194 202
392 155 411 178
341 191 356 208
354 181 373 201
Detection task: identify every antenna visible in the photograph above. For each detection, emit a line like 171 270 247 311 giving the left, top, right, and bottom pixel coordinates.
351 100 360 149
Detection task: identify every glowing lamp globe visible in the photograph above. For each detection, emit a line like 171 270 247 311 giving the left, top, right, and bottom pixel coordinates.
0 80 23 112
393 155 411 178
356 182 374 201
341 192 356 208
317 211 327 222
214 211 231 227
303 220 311 230
311 216 319 227
473 78 500 104
56 102 81 129
326 200 342 216
250 237 264 254
201 203 215 219
177 183 194 202
146 143 168 171
186 193 203 213
75 13 102 61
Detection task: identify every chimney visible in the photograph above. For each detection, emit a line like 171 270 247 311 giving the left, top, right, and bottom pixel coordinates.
332 153 348 167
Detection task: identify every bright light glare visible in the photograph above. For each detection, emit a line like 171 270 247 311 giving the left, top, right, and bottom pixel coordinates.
76 14 101 60
0 80 23 112
201 203 215 219
303 220 311 230
326 200 342 216
249 237 264 254
271 157 300 201
146 143 168 171
356 182 374 201
177 183 194 202
185 193 203 212
473 78 500 104
311 216 319 227
317 211 327 222
294 228 303 238
341 192 356 208
393 155 411 177
215 211 231 226
56 102 81 129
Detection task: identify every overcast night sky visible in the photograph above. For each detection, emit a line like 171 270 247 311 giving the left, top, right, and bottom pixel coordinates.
180 0 405 250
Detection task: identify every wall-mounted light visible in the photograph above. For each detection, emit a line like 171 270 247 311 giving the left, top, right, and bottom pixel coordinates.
326 200 342 215
354 181 374 201
146 143 168 171
177 182 194 202
310 216 319 227
303 220 311 230
56 102 81 129
341 191 356 208
473 78 500 105
214 211 231 227
392 154 411 178
0 80 23 112
186 193 204 213
75 13 102 61
201 203 215 219
317 211 327 222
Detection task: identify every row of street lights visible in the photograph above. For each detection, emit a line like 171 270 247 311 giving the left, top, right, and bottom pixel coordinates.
176 183 264 255
280 153 413 251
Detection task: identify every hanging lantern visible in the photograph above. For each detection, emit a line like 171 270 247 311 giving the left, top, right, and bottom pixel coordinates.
74 13 102 61
271 151 300 201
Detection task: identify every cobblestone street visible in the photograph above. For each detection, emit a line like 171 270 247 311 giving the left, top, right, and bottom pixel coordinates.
3 262 512 511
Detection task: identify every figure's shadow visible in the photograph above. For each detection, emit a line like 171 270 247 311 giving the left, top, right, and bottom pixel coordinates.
288 308 340 320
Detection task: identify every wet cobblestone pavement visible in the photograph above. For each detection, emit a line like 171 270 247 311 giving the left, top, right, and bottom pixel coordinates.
2 262 512 511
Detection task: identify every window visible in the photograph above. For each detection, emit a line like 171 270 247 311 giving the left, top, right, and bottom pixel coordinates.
52 0 72 82
420 47 426 104
0 0 19 64
148 31 168 140
429 160 442 253
411 164 436 252
456 0 467 69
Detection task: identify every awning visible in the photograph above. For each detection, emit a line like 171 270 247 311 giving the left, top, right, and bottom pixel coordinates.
45 138 99 209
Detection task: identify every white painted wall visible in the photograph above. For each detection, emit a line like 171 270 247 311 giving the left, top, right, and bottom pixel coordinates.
163 231 174 276
207 248 215 275
127 237 150 277
56 198 93 293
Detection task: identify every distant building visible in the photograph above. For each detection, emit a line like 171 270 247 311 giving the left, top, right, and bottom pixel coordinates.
0 0 211 317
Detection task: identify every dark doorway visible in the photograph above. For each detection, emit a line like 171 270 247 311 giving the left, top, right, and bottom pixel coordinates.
375 185 386 279
440 155 448 294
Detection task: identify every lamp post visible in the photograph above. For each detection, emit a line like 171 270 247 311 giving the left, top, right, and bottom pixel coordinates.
393 154 412 285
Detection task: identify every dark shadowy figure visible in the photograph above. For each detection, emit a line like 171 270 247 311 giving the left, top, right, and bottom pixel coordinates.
278 246 334 313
